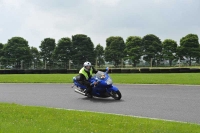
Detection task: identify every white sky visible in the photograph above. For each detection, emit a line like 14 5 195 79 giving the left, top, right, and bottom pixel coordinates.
0 0 200 48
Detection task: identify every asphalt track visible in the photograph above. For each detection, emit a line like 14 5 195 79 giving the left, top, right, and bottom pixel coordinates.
0 84 200 124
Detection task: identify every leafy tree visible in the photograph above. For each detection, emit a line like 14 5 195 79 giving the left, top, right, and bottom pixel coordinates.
0 43 3 58
39 38 56 69
95 44 105 68
178 34 200 66
124 36 142 67
54 37 72 68
2 37 31 69
0 43 3 49
105 36 125 67
0 43 4 68
142 34 162 66
162 39 177 66
196 49 200 64
72 34 95 68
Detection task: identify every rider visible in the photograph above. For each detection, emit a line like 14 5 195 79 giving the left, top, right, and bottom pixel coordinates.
78 61 98 98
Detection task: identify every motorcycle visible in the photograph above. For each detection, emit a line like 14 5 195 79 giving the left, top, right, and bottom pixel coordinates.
72 68 122 100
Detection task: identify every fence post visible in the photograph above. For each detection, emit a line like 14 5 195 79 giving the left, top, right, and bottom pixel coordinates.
69 60 71 70
21 60 23 69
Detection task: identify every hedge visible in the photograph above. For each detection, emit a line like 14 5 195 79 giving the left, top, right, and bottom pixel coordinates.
160 69 170 73
130 69 140 73
190 68 200 73
111 69 121 73
140 68 150 73
121 69 130 73
180 68 190 73
150 69 160 73
170 68 180 73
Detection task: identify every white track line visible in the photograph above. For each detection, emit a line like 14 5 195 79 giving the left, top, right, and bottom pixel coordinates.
22 105 200 125
51 107 200 125
14 104 199 125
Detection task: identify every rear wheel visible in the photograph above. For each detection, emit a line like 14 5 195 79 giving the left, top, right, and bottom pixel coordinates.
111 90 121 100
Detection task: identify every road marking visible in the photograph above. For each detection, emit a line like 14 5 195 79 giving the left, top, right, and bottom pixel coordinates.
56 108 200 125
42 106 199 125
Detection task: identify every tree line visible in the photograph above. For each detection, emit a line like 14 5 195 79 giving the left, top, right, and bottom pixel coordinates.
0 33 199 69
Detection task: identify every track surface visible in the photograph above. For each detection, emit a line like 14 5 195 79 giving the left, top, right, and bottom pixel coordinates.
0 84 200 124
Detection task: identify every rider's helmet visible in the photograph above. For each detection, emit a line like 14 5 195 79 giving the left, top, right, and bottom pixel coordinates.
83 61 92 72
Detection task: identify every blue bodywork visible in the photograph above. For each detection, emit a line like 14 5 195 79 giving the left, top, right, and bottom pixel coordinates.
73 69 119 98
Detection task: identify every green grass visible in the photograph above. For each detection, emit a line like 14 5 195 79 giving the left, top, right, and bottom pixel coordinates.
1 103 200 133
113 73 200 85
0 73 200 84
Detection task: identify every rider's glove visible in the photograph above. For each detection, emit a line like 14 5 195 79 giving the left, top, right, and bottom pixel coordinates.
93 82 98 85
90 81 98 86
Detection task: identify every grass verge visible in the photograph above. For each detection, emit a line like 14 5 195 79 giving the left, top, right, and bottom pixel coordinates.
0 73 200 84
1 103 200 133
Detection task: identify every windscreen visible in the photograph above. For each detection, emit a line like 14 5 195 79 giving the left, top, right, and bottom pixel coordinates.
93 71 106 79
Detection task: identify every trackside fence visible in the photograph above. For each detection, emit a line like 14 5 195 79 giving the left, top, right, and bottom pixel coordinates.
0 68 200 74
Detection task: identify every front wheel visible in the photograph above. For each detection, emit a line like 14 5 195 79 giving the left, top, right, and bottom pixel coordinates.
111 90 122 100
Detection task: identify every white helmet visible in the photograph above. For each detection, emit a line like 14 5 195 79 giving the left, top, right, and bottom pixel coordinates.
83 61 92 72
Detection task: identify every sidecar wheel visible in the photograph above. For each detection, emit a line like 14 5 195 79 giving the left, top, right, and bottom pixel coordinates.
111 90 121 100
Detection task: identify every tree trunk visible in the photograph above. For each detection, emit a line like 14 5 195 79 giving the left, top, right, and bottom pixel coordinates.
169 60 172 67
98 59 100 68
196 58 198 64
189 56 192 66
133 61 136 67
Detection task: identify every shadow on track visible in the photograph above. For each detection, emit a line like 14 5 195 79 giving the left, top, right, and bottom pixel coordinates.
79 97 124 103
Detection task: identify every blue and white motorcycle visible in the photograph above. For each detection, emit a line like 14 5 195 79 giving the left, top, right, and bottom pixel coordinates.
72 68 122 100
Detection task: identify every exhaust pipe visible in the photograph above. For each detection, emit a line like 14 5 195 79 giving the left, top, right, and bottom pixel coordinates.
74 89 85 96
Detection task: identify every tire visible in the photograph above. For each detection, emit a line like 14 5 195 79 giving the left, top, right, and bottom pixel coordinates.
111 90 122 100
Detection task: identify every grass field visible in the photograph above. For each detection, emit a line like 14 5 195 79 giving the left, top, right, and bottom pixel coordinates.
1 74 200 133
1 103 200 133
0 73 200 84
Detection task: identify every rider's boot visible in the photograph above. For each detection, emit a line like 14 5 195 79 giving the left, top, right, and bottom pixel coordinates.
87 93 93 98
85 90 93 98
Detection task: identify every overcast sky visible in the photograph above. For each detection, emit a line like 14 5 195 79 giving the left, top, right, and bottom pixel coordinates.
0 0 200 48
